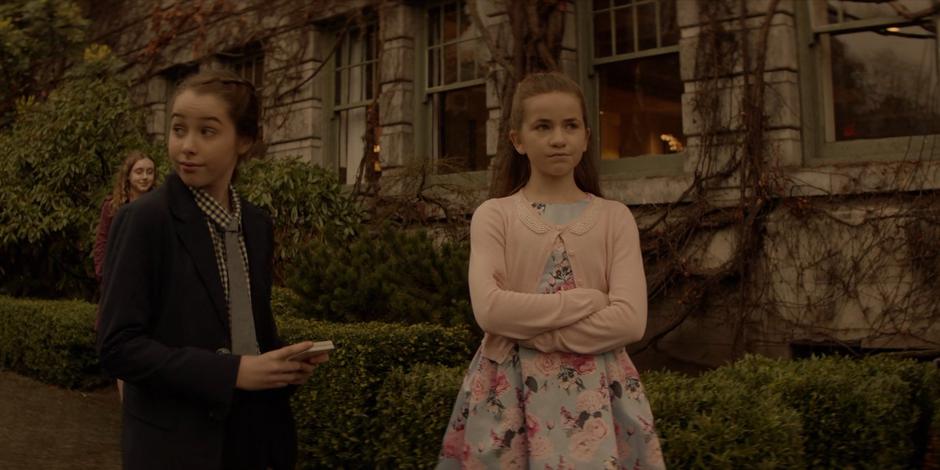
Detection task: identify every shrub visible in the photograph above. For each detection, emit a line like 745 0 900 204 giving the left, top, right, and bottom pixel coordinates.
375 364 466 469
274 316 473 468
0 296 106 389
236 157 364 281
645 367 805 469
0 49 156 299
0 0 88 128
286 225 476 336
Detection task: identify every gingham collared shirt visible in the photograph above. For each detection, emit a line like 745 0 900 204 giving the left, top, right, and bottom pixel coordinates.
188 186 251 308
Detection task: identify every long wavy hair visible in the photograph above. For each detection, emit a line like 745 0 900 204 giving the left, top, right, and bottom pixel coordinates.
491 72 602 198
109 151 156 214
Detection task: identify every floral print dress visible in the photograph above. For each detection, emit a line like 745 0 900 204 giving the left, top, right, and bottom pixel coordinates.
437 198 665 470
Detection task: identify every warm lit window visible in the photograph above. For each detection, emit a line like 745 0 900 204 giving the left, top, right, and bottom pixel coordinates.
333 21 378 184
811 0 939 142
427 0 489 173
592 0 683 159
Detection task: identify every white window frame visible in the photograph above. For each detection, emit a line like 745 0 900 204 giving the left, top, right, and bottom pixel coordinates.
422 0 490 174
328 20 379 184
797 0 940 163
581 0 685 177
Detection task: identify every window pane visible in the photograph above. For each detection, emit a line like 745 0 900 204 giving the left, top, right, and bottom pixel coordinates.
593 0 610 11
429 6 442 46
459 42 477 81
444 2 458 42
435 85 489 173
338 106 368 184
459 0 473 38
818 0 933 26
594 12 613 57
428 48 440 87
614 6 634 55
596 54 684 158
365 62 374 101
660 0 678 46
829 26 940 140
444 43 457 84
637 2 657 50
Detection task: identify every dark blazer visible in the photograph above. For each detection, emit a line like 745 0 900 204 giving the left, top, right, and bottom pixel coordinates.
97 173 296 470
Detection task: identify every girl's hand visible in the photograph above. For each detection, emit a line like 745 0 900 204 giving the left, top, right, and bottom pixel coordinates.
235 341 318 390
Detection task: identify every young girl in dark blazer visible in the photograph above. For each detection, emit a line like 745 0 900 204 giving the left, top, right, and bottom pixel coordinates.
97 69 327 470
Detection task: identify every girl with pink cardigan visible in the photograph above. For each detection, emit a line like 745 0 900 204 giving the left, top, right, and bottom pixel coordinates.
437 72 665 469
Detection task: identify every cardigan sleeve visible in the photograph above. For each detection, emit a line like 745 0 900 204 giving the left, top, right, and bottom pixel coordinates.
519 204 647 354
93 197 113 282
469 200 609 341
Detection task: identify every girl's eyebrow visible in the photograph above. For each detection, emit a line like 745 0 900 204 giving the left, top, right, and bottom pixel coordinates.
170 113 223 125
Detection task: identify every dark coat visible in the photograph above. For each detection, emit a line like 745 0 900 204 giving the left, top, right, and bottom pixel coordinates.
97 173 296 470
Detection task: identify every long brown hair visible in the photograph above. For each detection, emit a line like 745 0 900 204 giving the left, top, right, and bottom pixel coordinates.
171 68 262 180
109 151 156 214
491 72 602 198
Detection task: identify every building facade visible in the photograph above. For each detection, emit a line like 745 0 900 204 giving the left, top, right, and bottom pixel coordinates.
89 0 940 368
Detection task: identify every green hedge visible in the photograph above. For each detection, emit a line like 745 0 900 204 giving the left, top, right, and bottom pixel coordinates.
0 296 106 389
360 355 940 469
376 364 466 469
266 316 473 468
3 295 939 468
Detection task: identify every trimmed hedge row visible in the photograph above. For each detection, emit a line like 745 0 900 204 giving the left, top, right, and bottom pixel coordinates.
274 316 473 468
397 355 940 469
0 296 107 389
376 364 466 469
0 295 473 468
3 295 939 468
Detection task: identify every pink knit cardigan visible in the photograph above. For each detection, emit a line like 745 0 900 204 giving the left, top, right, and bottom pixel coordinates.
469 191 648 363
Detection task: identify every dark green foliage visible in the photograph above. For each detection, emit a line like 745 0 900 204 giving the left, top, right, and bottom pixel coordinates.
0 296 107 389
4 295 938 469
0 0 88 128
631 367 805 469
376 364 466 469
647 355 940 469
286 225 476 334
0 50 156 298
275 316 473 469
236 157 364 281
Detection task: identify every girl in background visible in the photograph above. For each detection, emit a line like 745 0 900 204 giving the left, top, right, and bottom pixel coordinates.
437 72 664 469
93 151 156 283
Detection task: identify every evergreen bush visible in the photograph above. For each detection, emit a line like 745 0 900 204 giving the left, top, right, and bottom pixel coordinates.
275 316 474 468
236 157 364 281
0 49 156 298
376 364 466 469
3 295 938 469
0 296 106 389
286 225 476 336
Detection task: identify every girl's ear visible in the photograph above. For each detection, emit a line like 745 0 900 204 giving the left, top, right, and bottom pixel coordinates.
509 129 525 155
583 127 591 153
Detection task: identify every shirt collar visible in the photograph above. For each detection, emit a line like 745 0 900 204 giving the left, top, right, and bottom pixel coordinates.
188 185 242 230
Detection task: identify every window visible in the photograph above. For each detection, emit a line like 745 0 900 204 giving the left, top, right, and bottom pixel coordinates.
219 42 265 90
809 0 940 143
591 0 683 160
162 63 199 139
218 43 265 144
426 0 489 173
332 21 378 184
